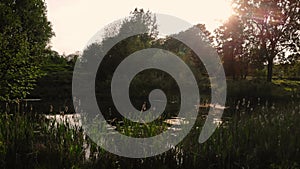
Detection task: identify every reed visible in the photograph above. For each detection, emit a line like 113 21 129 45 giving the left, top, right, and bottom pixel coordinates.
0 99 299 169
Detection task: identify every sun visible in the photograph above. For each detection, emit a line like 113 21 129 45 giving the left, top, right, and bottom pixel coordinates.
211 0 234 22
198 0 234 30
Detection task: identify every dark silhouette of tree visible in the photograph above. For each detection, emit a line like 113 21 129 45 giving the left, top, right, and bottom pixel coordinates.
79 9 160 116
83 8 158 80
215 16 262 79
161 24 212 77
159 24 218 94
0 0 53 101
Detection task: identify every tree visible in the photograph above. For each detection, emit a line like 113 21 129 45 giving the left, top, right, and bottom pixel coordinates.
160 24 213 79
79 9 159 115
83 8 158 79
41 48 74 72
157 24 213 94
214 15 262 79
232 0 300 82
0 0 53 101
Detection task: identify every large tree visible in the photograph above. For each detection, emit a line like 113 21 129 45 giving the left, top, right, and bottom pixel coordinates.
160 24 213 93
91 8 158 79
214 15 262 79
231 0 300 82
0 0 53 101
80 9 160 115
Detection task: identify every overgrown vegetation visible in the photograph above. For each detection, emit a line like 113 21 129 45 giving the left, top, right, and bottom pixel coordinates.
1 99 299 169
0 0 53 101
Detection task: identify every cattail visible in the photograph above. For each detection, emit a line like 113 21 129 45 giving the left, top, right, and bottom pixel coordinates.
247 101 250 108
141 102 147 112
65 106 69 113
50 105 54 113
236 100 240 110
271 103 275 110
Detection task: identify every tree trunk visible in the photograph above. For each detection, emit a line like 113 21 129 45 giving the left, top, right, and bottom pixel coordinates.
267 58 273 82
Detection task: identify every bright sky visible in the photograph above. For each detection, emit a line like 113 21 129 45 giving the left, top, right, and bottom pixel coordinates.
45 0 233 55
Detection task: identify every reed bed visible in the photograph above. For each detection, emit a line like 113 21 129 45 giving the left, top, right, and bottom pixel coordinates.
0 99 299 169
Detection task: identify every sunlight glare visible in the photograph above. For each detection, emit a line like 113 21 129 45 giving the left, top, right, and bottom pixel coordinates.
204 0 234 23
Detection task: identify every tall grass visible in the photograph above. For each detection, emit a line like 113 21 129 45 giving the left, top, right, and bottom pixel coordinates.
0 99 299 169
179 100 300 169
0 105 94 169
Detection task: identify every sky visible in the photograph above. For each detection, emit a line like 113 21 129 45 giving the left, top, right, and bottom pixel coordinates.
45 0 234 55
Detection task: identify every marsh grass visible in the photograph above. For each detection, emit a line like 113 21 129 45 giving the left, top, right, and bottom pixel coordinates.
0 107 93 169
0 99 300 169
182 100 300 169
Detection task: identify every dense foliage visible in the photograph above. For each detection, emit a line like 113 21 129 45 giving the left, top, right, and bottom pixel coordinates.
214 0 300 81
0 0 53 101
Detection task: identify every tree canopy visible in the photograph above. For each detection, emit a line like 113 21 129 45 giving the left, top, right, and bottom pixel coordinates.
0 0 53 101
215 0 300 81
